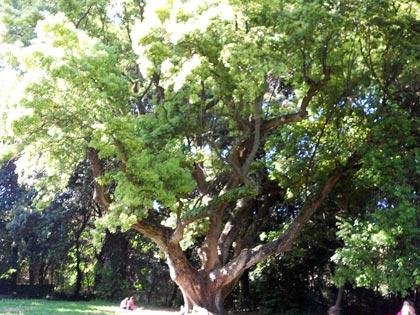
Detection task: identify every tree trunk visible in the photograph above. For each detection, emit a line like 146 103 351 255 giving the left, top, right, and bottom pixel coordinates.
166 249 228 315
147 267 157 303
38 262 47 285
239 269 252 310
29 263 36 285
9 242 18 286
328 287 344 315
74 239 82 297
176 278 225 315
94 229 129 298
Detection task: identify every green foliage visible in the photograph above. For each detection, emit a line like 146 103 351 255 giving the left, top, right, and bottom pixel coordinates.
1 0 419 307
0 268 16 280
94 264 131 299
330 85 419 295
332 185 419 295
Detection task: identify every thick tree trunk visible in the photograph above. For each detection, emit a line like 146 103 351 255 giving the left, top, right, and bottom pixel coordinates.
165 245 227 314
176 278 225 315
38 262 47 285
94 230 129 297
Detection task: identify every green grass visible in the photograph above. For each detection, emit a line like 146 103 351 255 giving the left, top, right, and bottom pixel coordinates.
0 299 118 315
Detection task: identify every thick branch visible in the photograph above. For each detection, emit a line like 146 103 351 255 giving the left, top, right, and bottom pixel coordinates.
218 197 254 265
218 176 283 263
170 217 187 246
86 148 110 211
221 164 349 284
240 98 263 177
134 222 198 285
262 70 331 136
132 219 171 252
235 196 271 255
192 163 208 195
199 203 228 271
199 173 241 271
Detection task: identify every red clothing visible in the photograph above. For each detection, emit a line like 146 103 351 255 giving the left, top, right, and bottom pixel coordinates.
128 298 137 310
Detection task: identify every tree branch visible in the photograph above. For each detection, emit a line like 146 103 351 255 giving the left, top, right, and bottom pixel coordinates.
86 148 110 211
218 197 254 265
240 97 263 178
192 163 208 195
262 77 328 136
132 219 171 251
221 158 358 284
262 55 332 137
199 202 228 271
75 4 94 29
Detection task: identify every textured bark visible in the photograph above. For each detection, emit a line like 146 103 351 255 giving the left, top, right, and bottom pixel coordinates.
86 148 110 210
175 275 225 314
164 243 227 314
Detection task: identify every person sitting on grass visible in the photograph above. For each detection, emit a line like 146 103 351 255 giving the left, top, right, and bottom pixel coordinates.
120 297 129 309
127 296 137 311
397 300 416 315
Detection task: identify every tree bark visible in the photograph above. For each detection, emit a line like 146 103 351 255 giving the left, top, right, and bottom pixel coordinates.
328 287 344 315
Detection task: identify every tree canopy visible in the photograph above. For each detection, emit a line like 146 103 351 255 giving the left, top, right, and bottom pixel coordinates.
0 0 418 313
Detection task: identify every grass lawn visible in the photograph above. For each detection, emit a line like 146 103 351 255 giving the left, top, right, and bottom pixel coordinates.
0 299 181 315
0 299 118 315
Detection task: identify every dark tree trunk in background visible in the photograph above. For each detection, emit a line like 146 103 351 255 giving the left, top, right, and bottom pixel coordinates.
29 262 36 285
74 212 89 298
240 269 252 310
74 239 83 297
166 282 178 307
9 243 18 286
38 262 47 285
94 229 129 298
147 267 157 303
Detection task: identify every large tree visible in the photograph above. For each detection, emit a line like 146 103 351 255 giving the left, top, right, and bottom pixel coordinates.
0 0 417 313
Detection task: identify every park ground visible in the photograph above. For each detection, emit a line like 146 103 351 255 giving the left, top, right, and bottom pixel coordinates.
0 299 180 315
